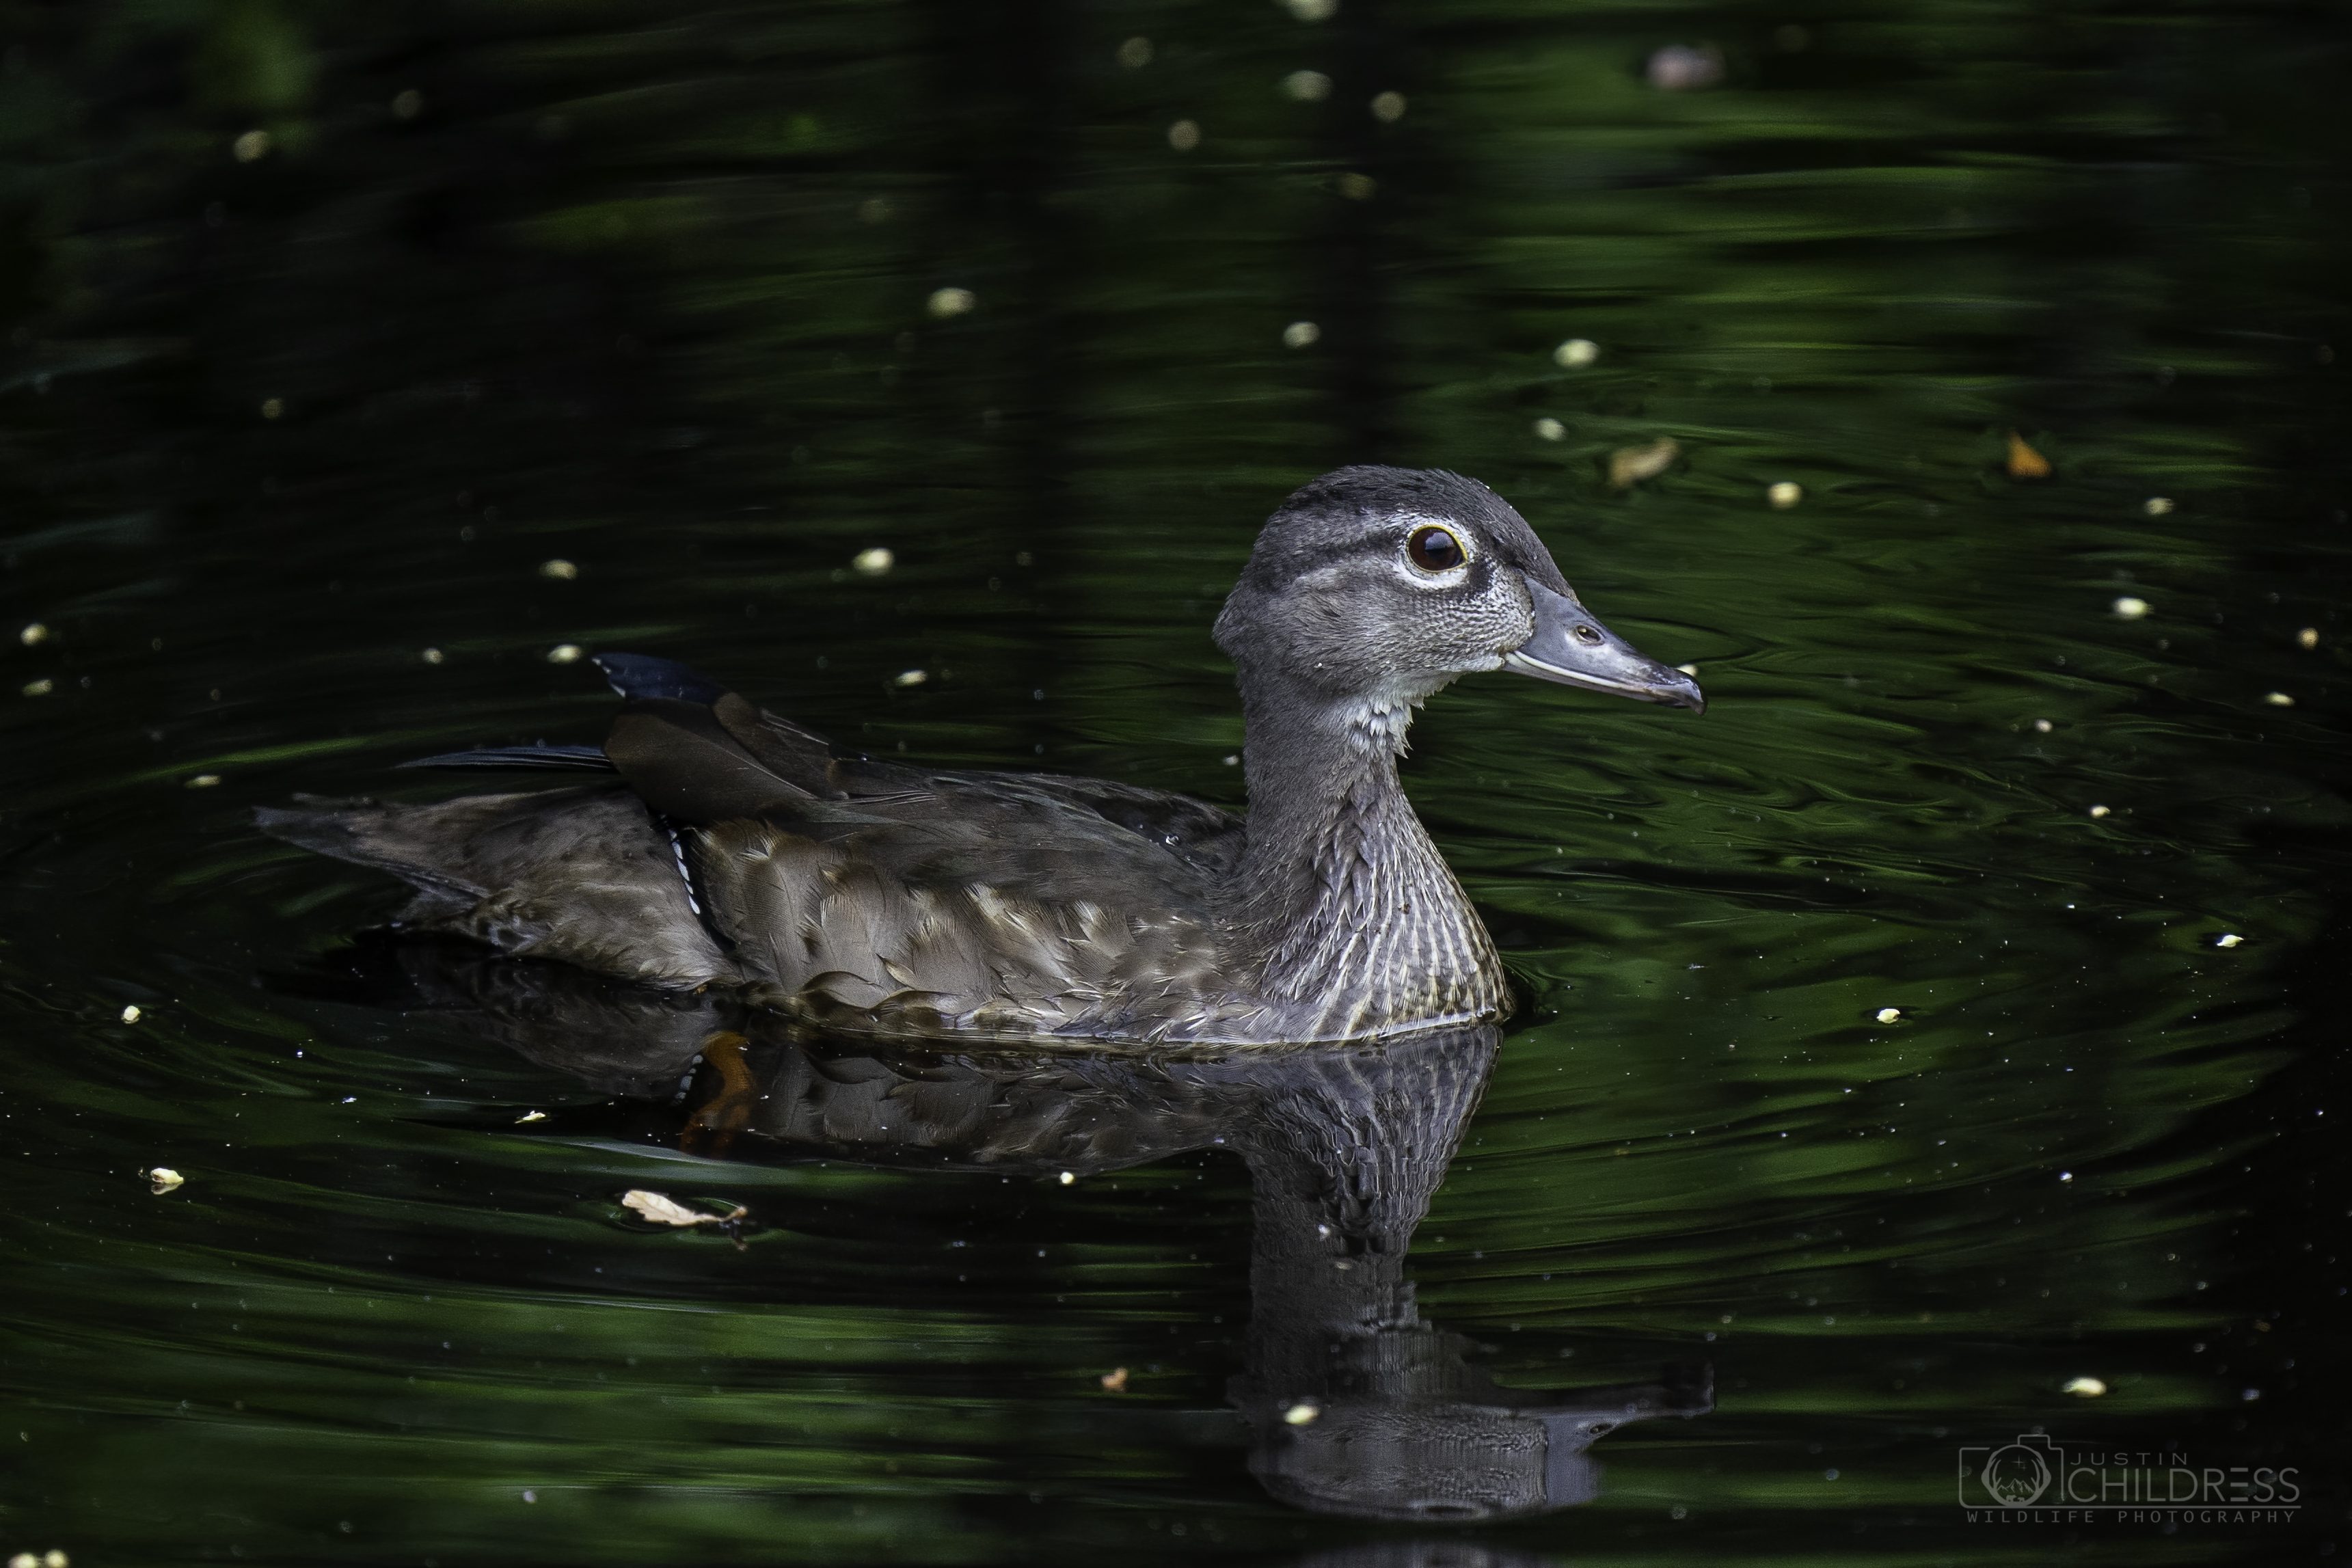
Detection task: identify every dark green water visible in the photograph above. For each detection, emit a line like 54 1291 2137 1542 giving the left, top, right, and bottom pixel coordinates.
2 1 2347 1563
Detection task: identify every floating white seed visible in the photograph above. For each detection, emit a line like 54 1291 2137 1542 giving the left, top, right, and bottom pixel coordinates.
547 644 583 664
2063 1375 2107 1397
2111 596 2150 619
1532 418 1565 442
1553 338 1598 368
233 129 271 162
2033 718 2053 733
926 287 975 319
1057 1171 1074 1186
2088 805 2111 817
23 678 53 698
1282 321 1321 349
1370 91 1406 122
539 558 578 580
2297 627 2319 649
421 647 444 665
1281 0 1337 20
1282 1401 1321 1425
120 1004 142 1024
2264 691 2294 707
147 1167 183 1194
893 668 928 688
2215 933 2243 949
2143 497 2172 516
516 1109 548 1123
1767 481 1802 509
1282 70 1330 102
1166 119 1201 151
259 397 283 420
187 774 221 789
1874 1007 1902 1024
1116 36 1151 68
852 547 895 576
18 622 46 646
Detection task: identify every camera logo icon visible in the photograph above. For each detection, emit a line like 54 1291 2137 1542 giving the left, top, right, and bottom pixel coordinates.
1958 1432 2059 1506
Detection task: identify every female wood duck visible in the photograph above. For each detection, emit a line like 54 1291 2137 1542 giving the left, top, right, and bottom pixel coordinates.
261 466 1701 1044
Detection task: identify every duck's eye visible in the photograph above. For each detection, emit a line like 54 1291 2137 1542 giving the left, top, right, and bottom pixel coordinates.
1573 623 1605 645
1406 525 1465 572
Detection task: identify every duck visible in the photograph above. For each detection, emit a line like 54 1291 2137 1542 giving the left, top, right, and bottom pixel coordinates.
260 465 1701 1045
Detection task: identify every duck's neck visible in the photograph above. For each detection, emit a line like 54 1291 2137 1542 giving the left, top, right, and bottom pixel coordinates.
1232 671 1506 1037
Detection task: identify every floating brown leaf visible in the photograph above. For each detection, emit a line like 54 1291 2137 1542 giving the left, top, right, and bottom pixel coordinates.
2005 431 2052 479
1608 437 1680 488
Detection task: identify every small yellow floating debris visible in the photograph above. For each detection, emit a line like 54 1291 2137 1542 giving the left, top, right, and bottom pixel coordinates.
2297 627 2319 649
1282 69 1330 102
546 644 583 664
2088 805 2111 818
187 774 221 789
2214 933 2243 949
22 678 53 698
1099 1366 1129 1392
1874 1008 1902 1024
1116 36 1151 68
2111 596 2150 620
18 622 46 647
926 287 975 319
260 397 284 420
233 128 271 162
1766 482 1802 509
2263 691 2294 707
1675 663 1699 678
1057 1171 1075 1186
2005 431 2051 479
1166 119 1201 151
2033 718 2053 733
8 1552 69 1568
852 547 895 576
1282 321 1320 349
1532 418 1565 442
893 668 928 688
1281 0 1337 20
539 558 578 581
1370 91 1406 122
146 1167 183 1195
2144 497 2173 517
516 1110 548 1124
1553 338 1598 368
2062 1376 2108 1398
619 1189 746 1230
1335 172 1376 200
421 647 444 665
120 1005 142 1023
1282 1401 1321 1425
1608 437 1680 488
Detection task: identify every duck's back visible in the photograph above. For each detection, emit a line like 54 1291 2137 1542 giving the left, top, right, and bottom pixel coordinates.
262 658 1255 1042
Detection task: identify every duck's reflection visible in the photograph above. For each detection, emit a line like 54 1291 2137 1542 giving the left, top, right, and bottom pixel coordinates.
338 938 1711 1522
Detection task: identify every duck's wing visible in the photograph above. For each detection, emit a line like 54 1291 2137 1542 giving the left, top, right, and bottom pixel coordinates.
593 653 1245 1033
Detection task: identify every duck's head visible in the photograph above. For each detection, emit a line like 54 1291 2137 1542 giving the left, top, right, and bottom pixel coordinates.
1215 465 1703 716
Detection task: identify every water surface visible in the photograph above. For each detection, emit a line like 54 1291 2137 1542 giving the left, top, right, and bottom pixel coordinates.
1 1 2345 1563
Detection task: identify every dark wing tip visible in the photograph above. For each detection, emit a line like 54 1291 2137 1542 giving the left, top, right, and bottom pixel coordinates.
397 744 615 772
591 651 728 705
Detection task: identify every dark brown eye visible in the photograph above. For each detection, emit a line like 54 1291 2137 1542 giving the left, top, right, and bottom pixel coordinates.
1407 525 1465 572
